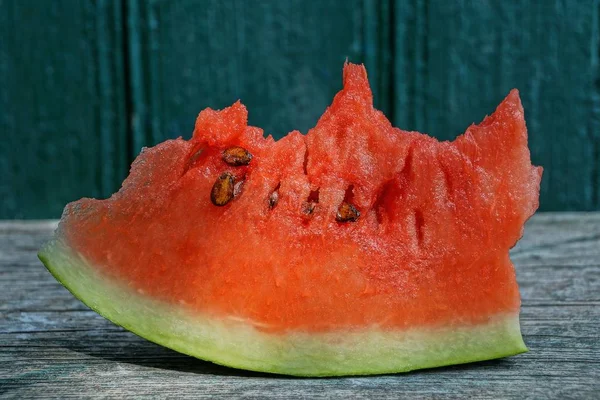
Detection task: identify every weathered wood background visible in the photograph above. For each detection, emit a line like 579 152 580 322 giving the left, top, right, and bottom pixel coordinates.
2 0 600 218
1 214 599 398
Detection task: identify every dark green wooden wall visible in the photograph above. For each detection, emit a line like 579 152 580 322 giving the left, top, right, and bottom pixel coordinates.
2 0 599 218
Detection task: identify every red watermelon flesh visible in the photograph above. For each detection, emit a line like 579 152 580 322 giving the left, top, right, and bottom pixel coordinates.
39 63 542 376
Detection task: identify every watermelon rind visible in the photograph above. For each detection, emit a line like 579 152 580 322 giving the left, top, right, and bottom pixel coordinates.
38 239 527 377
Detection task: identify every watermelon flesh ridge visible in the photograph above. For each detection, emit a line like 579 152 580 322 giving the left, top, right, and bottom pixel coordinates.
39 63 541 375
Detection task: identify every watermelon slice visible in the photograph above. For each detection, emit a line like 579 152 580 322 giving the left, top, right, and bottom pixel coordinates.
39 63 542 376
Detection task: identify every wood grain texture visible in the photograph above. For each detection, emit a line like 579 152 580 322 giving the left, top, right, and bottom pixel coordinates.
126 0 387 150
393 0 600 211
0 0 128 219
0 214 599 398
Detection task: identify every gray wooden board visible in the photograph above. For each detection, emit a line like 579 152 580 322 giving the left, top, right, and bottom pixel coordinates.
0 214 599 399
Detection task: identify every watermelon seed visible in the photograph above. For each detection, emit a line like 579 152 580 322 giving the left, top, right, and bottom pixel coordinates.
269 192 279 208
302 189 320 216
210 172 235 206
269 183 280 209
234 179 244 197
222 146 253 166
336 185 360 222
233 175 246 197
303 202 316 215
336 202 360 222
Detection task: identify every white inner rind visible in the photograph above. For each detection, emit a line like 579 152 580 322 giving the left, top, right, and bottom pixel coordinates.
39 240 528 376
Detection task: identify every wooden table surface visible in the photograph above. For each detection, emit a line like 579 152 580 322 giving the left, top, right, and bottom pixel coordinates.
1 213 599 399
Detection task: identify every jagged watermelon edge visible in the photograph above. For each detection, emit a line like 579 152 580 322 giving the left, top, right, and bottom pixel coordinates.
38 239 528 377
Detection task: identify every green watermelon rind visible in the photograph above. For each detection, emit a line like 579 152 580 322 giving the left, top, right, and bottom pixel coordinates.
38 239 528 377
